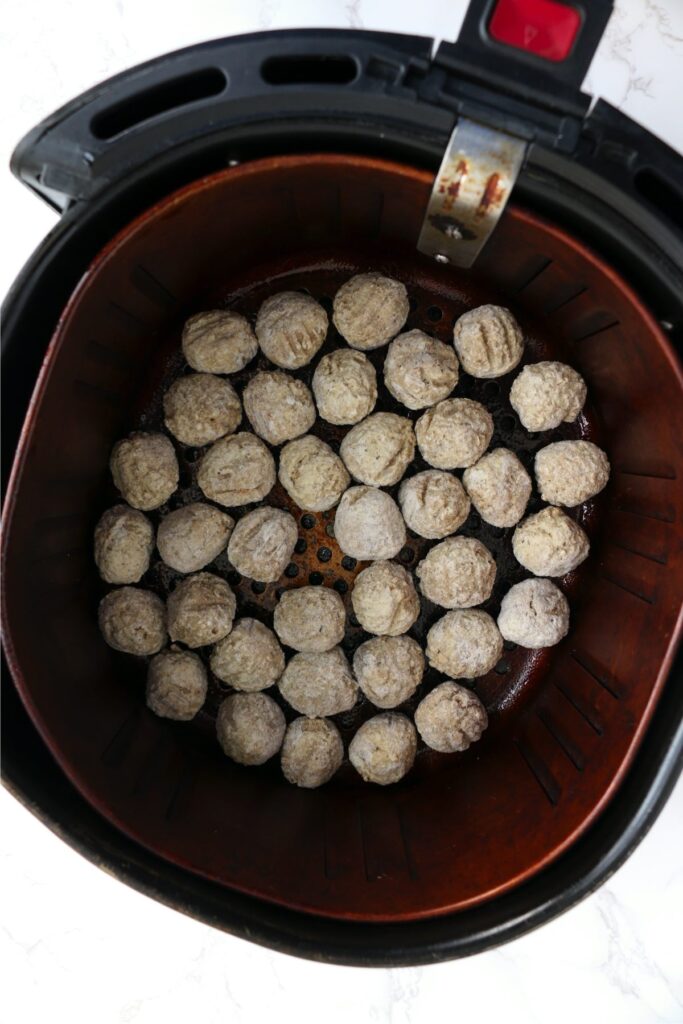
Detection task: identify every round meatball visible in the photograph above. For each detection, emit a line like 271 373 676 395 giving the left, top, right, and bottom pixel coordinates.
197 432 276 507
255 291 327 369
463 448 532 527
334 486 406 561
349 713 417 785
94 505 154 584
340 412 415 487
163 373 241 447
417 536 496 609
210 618 285 692
278 435 350 511
353 635 424 709
498 578 570 648
333 273 409 350
415 398 493 469
146 648 207 721
415 681 488 753
512 506 590 577
157 502 234 574
398 470 470 540
216 692 286 766
243 371 316 446
510 361 587 432
281 717 344 788
351 561 419 636
452 304 524 378
227 507 297 582
278 647 358 717
312 349 377 425
110 432 179 511
384 329 459 410
167 572 236 648
182 310 257 375
534 440 610 507
426 609 503 679
273 586 346 653
98 587 166 656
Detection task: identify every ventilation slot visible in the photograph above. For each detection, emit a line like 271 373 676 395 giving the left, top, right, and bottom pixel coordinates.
261 55 358 86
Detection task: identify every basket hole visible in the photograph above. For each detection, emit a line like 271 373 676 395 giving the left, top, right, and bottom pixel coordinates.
301 514 316 529
227 571 241 586
495 659 510 675
484 381 500 397
251 581 266 594
325 522 335 538
294 538 307 555
500 414 516 432
333 579 348 594
341 555 357 571
309 572 324 585
399 546 414 564
317 547 332 563
285 563 299 578
275 587 286 600
426 305 443 322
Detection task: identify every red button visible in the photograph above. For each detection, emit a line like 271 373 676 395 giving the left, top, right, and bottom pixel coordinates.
489 0 582 62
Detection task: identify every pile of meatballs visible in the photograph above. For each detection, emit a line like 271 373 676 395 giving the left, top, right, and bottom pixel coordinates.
95 272 610 788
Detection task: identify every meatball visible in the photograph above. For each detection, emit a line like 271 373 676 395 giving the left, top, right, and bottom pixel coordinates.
333 273 409 350
351 561 420 636
146 647 207 721
534 440 610 507
349 713 417 785
278 647 358 717
281 717 344 788
334 486 406 561
110 432 179 511
415 681 488 753
167 572 236 648
353 635 424 709
417 536 496 609
98 587 166 656
398 470 470 540
197 432 276 507
278 435 350 511
273 586 346 652
340 412 415 487
255 291 327 369
182 310 257 375
243 371 316 446
510 361 587 432
426 609 503 679
94 505 154 584
210 618 285 692
512 506 590 577
463 448 532 528
157 502 234 574
163 373 241 447
384 329 459 410
312 349 377 425
452 304 524 378
227 507 298 582
415 398 493 469
216 692 286 766
498 578 570 648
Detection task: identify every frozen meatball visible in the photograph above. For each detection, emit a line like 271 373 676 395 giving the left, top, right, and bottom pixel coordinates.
510 361 587 432
334 486 406 561
110 432 179 511
278 435 350 511
333 273 409 350
498 578 570 648
426 609 503 679
452 304 524 378
415 681 488 753
216 692 286 765
535 440 610 507
273 586 346 653
384 329 459 410
512 506 590 577
255 291 327 369
340 412 415 487
398 470 470 540
417 536 496 609
353 635 424 709
278 647 358 717
163 373 241 447
281 717 344 788
167 572 236 648
463 448 532 527
243 370 316 446
182 310 257 375
349 713 417 785
94 505 154 584
146 647 207 721
415 398 493 469
98 586 166 656
210 618 285 692
197 433 276 507
312 349 377 425
351 561 419 636
228 507 297 582
157 502 234 574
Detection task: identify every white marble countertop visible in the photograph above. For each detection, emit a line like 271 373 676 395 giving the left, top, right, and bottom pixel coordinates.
2 1 682 1021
